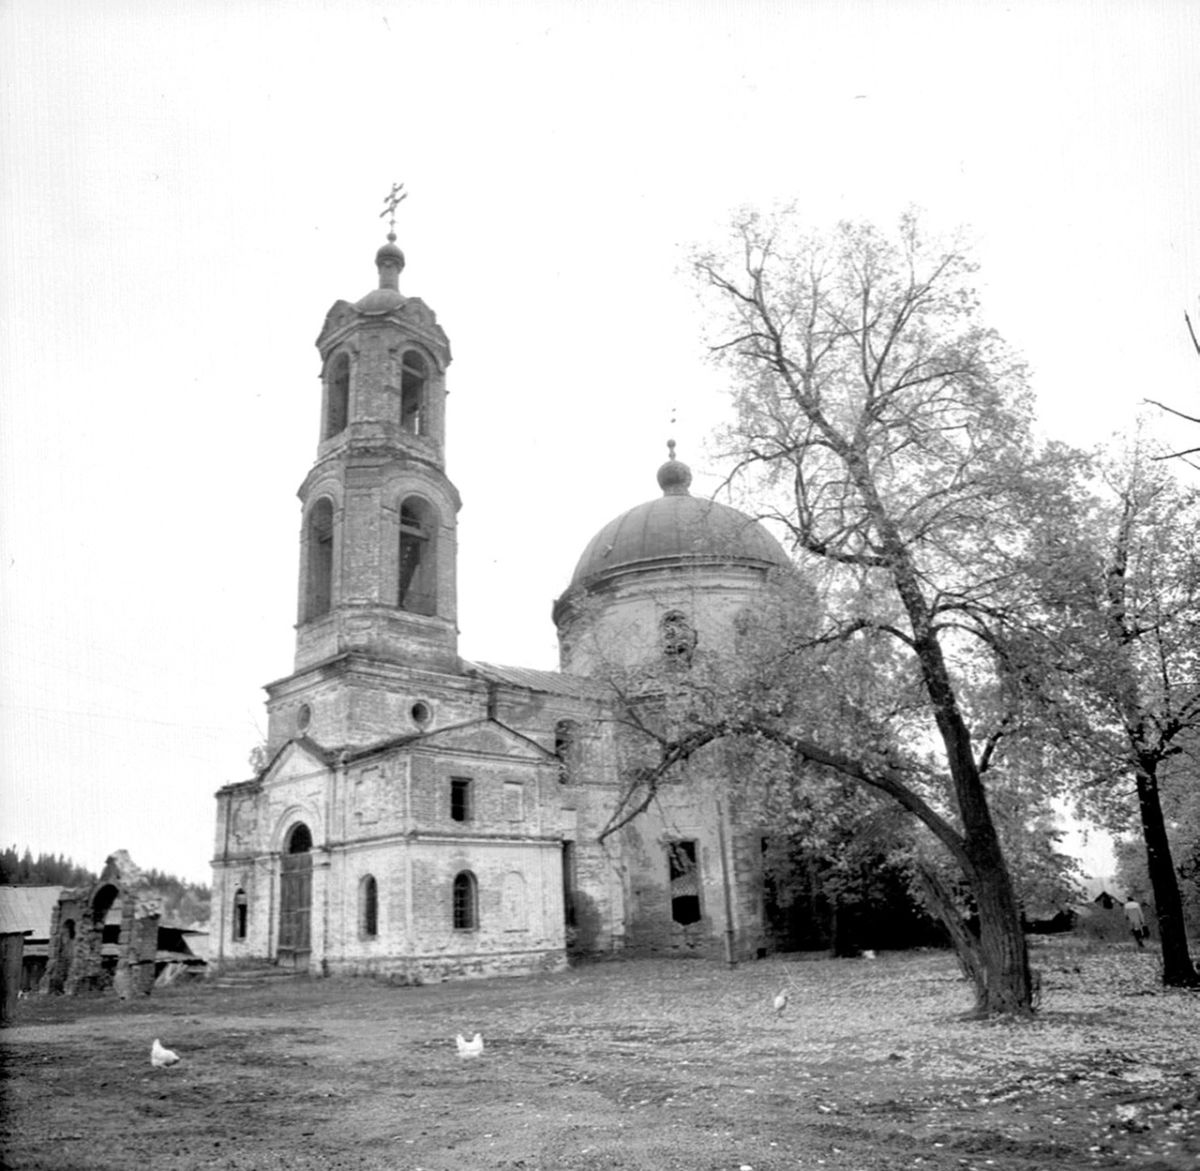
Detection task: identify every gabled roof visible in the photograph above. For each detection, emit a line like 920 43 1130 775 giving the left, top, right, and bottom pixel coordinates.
346 716 553 765
418 717 549 757
464 660 611 700
258 735 337 780
0 886 63 938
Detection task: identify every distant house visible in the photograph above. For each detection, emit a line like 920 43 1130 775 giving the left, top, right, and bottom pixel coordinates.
0 886 63 992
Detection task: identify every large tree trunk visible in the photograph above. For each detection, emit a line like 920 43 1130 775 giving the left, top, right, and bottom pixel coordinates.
895 576 1032 1013
913 866 986 999
1136 763 1200 987
941 699 1031 1014
968 835 1033 1014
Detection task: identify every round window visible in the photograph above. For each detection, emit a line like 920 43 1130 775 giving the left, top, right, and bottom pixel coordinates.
296 703 312 733
411 700 431 728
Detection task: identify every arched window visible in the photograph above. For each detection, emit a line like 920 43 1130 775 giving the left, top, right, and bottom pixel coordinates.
452 871 478 930
360 875 378 938
324 352 350 440
662 610 697 666
398 496 437 616
91 883 120 947
305 499 335 621
232 889 248 941
92 884 118 924
287 823 313 853
667 840 702 925
400 350 428 436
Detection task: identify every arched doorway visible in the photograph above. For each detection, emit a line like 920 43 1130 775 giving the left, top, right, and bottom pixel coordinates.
278 823 312 970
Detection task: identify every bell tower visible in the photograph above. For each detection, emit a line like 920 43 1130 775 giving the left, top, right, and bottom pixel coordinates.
263 189 462 755
294 195 458 676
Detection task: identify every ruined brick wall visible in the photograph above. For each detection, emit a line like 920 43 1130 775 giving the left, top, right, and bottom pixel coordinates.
43 894 83 993
44 854 168 997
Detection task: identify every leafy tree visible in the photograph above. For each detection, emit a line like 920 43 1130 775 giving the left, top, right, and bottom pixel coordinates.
140 868 211 925
1114 752 1200 936
248 741 271 773
605 210 1088 1013
760 780 947 955
1023 448 1200 985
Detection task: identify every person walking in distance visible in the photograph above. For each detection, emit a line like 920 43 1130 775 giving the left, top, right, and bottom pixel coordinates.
1124 896 1148 949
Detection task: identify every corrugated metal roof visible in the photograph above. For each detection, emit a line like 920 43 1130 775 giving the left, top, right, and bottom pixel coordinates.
465 661 610 700
0 886 63 938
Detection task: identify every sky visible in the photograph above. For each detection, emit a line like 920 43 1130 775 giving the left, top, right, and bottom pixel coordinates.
1 0 1197 885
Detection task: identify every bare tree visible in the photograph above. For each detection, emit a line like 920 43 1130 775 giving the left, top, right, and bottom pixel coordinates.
1145 299 1200 466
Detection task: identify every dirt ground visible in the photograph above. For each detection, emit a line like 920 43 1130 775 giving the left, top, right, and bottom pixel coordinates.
2 938 1198 1171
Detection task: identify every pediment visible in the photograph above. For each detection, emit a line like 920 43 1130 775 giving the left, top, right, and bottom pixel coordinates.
416 720 547 761
261 737 333 783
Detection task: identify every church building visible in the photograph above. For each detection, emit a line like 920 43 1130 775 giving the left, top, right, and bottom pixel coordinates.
211 218 792 981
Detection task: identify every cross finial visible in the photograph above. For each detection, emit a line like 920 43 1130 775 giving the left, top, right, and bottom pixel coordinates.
380 182 408 238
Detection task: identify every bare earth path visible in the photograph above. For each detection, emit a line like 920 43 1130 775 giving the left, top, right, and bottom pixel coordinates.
2 940 1198 1170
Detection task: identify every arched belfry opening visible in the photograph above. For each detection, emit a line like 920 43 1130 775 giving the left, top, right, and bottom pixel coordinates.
305 499 335 621
398 495 437 615
324 352 350 440
400 350 428 435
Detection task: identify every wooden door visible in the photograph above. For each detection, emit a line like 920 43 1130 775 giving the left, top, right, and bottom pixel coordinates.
278 826 312 970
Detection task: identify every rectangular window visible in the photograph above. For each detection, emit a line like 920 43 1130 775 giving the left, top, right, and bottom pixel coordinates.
562 841 577 929
450 777 473 822
503 781 524 822
667 839 701 925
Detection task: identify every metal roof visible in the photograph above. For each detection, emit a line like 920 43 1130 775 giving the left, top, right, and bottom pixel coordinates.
569 491 789 589
0 886 63 938
465 661 610 700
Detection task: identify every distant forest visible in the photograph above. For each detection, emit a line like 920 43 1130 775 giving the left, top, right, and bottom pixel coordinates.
0 846 211 926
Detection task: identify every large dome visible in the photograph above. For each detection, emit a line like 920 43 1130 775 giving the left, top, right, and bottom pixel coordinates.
567 450 789 589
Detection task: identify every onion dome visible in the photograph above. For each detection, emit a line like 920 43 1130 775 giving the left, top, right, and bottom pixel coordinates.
656 438 693 495
567 443 789 589
355 232 407 314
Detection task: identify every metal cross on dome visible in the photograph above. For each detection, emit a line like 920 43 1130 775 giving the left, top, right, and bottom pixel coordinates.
380 182 408 234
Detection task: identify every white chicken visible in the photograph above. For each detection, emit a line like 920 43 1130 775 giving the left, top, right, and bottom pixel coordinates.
455 1032 484 1058
151 1038 180 1068
772 989 789 1017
